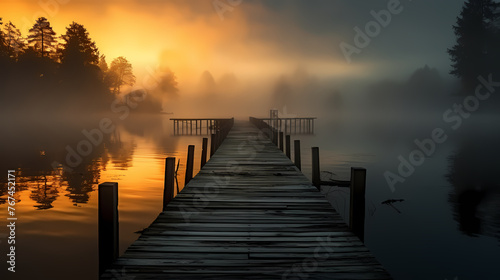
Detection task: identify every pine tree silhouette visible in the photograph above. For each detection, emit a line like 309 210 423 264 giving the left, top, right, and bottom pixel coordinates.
448 0 500 91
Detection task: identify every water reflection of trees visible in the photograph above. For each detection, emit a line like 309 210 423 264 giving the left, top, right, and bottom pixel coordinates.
447 138 500 241
63 159 102 204
0 118 136 209
105 130 136 170
0 175 28 206
120 114 180 155
29 175 60 210
0 114 183 209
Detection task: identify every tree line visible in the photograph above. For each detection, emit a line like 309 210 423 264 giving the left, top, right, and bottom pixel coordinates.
0 17 137 113
449 0 500 92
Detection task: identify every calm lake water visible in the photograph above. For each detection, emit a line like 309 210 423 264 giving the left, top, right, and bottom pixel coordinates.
1 112 499 280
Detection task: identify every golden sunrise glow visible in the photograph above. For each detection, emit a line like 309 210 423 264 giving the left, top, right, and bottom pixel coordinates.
1 0 364 93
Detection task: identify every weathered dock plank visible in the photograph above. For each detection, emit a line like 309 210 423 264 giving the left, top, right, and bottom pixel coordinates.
100 121 392 280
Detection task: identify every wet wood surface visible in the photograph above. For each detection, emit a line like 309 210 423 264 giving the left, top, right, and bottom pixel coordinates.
100 121 392 280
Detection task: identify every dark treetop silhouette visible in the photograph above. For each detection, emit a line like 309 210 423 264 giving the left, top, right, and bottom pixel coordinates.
0 17 171 115
448 0 500 92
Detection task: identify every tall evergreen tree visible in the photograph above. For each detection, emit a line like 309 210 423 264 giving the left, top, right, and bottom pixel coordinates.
0 18 10 82
448 0 500 91
4 21 25 59
27 17 57 58
59 22 99 66
0 18 8 58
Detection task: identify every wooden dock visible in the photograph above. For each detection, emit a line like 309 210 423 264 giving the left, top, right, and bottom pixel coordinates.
100 120 392 280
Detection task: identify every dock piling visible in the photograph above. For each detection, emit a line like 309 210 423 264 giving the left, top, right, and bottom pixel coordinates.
294 140 301 170
285 135 291 158
279 132 284 152
210 134 216 157
350 167 367 242
163 157 175 210
201 138 208 168
98 182 119 276
312 147 320 189
185 145 195 185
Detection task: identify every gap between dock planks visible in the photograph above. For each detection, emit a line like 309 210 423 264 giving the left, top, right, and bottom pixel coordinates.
100 120 392 280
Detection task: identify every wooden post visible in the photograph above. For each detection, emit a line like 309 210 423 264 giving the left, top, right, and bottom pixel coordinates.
185 145 195 185
279 132 284 152
163 157 175 211
294 140 301 170
285 135 291 158
210 133 216 157
217 130 221 150
219 120 223 146
216 121 221 149
98 182 119 275
350 167 366 242
201 138 208 168
273 129 278 146
312 147 320 189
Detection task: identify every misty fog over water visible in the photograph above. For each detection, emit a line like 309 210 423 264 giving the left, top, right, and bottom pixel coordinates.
1 77 500 279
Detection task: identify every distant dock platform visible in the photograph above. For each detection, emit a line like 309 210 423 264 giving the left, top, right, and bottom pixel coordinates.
171 118 234 136
171 117 316 136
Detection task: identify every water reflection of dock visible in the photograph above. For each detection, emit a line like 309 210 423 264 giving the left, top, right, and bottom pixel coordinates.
100 120 392 279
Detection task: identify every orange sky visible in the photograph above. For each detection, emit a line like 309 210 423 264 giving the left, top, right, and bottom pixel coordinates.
1 0 366 94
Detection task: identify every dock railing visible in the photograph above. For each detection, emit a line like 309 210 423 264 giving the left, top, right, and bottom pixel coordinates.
171 118 234 136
